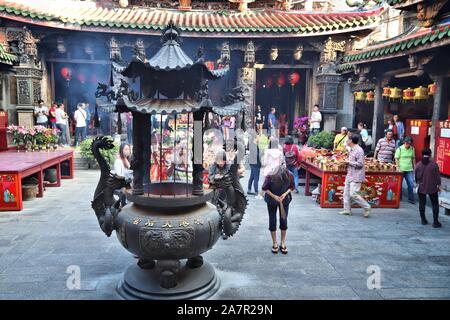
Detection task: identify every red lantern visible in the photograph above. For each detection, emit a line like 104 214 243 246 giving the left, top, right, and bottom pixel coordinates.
277 73 286 88
205 61 214 71
288 72 300 87
60 67 71 81
265 76 273 88
77 72 85 84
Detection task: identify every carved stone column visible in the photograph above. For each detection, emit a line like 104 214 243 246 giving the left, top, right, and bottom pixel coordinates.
237 67 256 130
7 27 43 127
372 81 384 149
316 64 341 131
430 75 445 154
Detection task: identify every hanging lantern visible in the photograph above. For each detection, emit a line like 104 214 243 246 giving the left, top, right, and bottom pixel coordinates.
389 87 402 100
382 87 391 97
413 86 428 100
277 73 286 88
428 83 436 95
403 87 414 101
205 61 214 71
60 67 72 81
366 91 375 102
288 72 300 87
354 91 366 101
77 71 86 84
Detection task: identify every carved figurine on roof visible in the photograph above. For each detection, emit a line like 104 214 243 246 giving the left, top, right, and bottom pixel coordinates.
7 26 40 68
346 0 382 9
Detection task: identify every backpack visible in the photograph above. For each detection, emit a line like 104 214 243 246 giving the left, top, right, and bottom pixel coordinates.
285 145 297 167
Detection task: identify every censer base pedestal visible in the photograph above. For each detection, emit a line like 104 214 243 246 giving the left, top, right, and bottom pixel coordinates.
117 260 220 300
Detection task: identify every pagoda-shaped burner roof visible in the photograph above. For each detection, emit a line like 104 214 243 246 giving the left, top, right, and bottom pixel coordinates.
122 23 229 79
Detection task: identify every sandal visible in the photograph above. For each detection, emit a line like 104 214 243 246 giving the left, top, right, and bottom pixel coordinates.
280 244 288 255
271 244 279 254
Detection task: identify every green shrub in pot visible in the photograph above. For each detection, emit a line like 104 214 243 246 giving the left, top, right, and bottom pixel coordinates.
79 136 119 167
307 131 335 150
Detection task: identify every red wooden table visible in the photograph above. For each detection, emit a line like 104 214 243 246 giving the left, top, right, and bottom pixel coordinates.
0 149 74 211
300 161 403 209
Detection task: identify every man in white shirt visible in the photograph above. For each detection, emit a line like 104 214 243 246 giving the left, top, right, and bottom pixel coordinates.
73 103 87 146
309 104 322 136
34 99 49 127
55 103 68 146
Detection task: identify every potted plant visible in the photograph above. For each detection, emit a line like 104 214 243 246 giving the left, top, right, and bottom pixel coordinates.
34 125 47 151
7 125 27 151
307 130 335 150
79 136 119 169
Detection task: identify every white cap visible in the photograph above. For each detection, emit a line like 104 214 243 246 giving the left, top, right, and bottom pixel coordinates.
341 127 348 131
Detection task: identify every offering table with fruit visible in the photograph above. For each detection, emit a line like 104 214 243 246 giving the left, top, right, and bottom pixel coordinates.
300 149 403 209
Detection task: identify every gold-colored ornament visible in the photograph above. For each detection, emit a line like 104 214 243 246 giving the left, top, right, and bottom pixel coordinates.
389 87 402 100
322 37 346 63
179 221 190 228
354 91 366 101
413 86 428 100
162 222 173 228
132 218 141 225
144 219 155 227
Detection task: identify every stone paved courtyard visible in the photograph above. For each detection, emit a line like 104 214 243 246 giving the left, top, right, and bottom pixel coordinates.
1 169 450 300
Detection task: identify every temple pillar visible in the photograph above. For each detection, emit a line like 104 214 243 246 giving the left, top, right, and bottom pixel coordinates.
430 75 445 154
237 67 256 130
192 110 204 196
371 82 384 149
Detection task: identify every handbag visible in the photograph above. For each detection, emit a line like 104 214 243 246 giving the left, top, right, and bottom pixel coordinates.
363 135 373 146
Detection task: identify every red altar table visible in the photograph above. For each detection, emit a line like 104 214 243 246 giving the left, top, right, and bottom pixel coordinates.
300 161 403 209
0 149 74 211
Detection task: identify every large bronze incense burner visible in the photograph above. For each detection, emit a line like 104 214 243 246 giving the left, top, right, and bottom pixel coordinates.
91 23 247 299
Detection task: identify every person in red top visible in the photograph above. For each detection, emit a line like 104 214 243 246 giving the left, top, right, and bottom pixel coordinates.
48 102 57 129
283 135 300 193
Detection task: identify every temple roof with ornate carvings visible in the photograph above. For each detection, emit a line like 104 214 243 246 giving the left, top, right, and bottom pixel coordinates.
0 0 383 38
338 20 450 71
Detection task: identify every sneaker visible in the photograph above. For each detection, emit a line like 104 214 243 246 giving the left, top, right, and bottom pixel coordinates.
255 195 263 200
433 221 442 228
340 211 352 216
421 219 428 225
363 208 371 218
247 191 256 195
408 199 416 204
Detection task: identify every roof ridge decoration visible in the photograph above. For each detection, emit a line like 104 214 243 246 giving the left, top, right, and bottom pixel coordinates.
346 0 382 10
0 0 384 38
0 42 18 65
340 21 450 65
